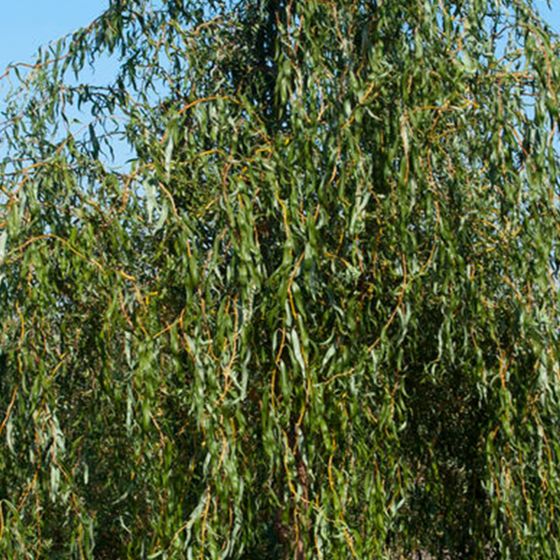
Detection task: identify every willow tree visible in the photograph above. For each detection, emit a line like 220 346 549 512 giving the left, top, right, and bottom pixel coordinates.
1 0 559 558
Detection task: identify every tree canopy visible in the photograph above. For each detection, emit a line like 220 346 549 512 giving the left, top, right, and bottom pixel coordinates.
1 0 559 558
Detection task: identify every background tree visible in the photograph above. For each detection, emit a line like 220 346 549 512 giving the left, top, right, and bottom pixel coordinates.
0 0 559 558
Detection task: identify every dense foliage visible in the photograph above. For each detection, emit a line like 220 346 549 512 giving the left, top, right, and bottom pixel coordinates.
1 0 559 557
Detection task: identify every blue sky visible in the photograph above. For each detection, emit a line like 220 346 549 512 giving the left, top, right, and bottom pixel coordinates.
0 1 108 72
0 1 558 73
0 2 557 169
537 1 560 32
